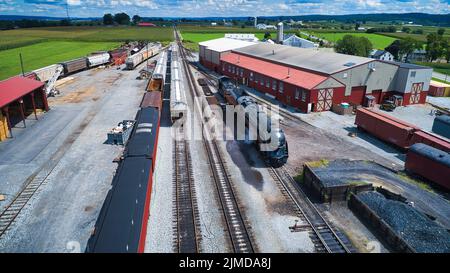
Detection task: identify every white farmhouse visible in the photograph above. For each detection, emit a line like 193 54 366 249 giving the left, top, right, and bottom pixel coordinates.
369 50 394 61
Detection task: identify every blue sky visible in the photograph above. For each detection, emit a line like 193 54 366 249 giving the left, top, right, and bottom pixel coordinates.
0 0 448 18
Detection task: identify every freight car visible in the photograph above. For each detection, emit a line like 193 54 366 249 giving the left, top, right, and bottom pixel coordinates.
126 43 161 70
355 108 416 150
109 48 129 66
87 52 111 67
60 57 88 75
31 64 63 82
86 106 160 253
237 96 289 166
432 115 450 139
410 130 450 153
406 143 450 190
146 51 167 92
140 91 162 110
170 44 187 121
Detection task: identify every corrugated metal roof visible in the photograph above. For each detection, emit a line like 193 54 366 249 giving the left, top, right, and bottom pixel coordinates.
232 43 374 75
0 76 44 108
221 52 331 90
382 61 432 70
199 38 256 53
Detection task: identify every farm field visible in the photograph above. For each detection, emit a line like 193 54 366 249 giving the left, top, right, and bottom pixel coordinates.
415 62 450 76
0 41 120 80
0 26 174 80
0 26 173 49
304 31 397 49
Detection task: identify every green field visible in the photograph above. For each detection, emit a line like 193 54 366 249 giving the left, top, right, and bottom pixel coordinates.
0 41 120 80
415 62 450 76
0 26 173 50
304 31 397 49
0 26 174 80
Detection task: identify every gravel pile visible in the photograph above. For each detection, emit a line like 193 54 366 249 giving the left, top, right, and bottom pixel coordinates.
310 159 397 187
358 191 450 253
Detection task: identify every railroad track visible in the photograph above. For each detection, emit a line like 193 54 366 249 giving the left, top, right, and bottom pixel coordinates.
268 167 353 253
0 106 99 239
175 28 254 253
173 125 200 253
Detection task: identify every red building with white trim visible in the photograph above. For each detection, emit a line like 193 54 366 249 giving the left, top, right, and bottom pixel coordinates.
206 42 433 113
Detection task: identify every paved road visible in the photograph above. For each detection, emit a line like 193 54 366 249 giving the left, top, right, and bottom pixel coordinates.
433 71 449 83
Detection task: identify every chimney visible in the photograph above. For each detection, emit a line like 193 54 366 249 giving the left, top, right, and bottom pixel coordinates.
287 67 290 78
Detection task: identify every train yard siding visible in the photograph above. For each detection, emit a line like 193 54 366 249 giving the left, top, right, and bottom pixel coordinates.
0 62 150 252
0 41 120 81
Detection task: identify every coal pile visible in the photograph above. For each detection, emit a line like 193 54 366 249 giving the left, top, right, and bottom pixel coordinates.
358 191 450 253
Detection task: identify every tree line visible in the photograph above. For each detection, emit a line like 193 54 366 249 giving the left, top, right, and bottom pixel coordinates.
334 29 449 63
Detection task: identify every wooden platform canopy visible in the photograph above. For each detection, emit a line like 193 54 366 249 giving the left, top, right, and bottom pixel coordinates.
0 76 48 139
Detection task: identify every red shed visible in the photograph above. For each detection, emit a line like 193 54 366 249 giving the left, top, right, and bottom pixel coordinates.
0 76 48 138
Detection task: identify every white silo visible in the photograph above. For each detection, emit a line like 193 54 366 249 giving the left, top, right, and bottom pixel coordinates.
276 22 284 44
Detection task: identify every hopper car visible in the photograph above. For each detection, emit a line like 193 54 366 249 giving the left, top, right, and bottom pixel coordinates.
126 43 161 70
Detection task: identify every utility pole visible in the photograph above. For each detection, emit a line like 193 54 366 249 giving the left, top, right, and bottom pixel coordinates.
66 0 71 22
19 53 25 76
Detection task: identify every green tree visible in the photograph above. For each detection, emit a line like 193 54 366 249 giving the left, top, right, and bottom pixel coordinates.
437 28 445 36
264 32 272 40
132 15 142 25
335 35 372 57
399 38 421 61
401 27 410 33
114 13 130 25
444 40 450 63
103 13 114 25
426 32 446 62
385 40 401 60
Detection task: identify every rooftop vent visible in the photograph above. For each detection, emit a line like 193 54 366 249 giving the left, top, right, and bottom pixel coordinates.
272 50 275 55
343 62 356 67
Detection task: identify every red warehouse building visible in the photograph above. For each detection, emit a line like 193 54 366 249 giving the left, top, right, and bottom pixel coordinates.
216 43 433 113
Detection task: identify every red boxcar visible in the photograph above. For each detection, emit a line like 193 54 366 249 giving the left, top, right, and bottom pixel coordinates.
369 109 420 131
406 143 450 190
410 130 450 153
355 108 415 149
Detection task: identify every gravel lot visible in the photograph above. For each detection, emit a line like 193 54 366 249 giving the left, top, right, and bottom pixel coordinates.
0 61 154 252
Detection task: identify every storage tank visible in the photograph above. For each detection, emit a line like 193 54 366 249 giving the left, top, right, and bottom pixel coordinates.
276 22 284 44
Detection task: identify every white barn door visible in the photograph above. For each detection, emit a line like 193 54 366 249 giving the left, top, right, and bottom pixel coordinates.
317 89 333 111
410 83 423 104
